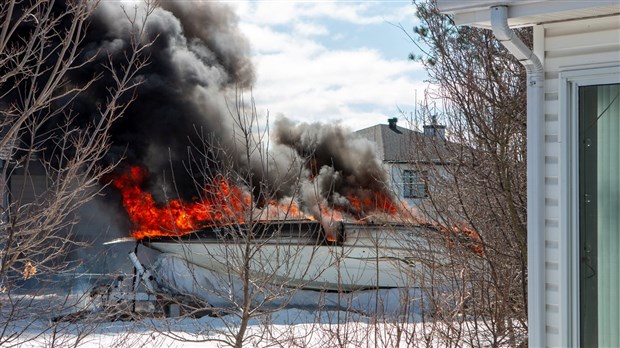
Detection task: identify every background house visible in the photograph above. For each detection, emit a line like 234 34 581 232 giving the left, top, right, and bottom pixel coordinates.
355 118 451 209
437 1 620 347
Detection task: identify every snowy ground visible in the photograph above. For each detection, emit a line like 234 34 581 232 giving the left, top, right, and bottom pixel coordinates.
5 306 524 348
10 309 429 348
1 255 526 347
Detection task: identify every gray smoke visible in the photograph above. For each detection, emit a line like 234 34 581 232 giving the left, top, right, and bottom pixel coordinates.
159 1 254 87
1 0 402 287
64 1 395 220
272 117 395 218
65 1 254 199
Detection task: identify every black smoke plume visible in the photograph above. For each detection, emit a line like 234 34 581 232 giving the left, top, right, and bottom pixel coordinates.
65 1 254 200
70 1 396 219
5 1 396 223
273 117 394 218
0 1 402 279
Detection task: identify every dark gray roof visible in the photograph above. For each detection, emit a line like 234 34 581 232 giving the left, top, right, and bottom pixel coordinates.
355 124 457 163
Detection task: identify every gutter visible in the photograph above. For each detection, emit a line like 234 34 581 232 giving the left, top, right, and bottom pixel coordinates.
490 6 545 348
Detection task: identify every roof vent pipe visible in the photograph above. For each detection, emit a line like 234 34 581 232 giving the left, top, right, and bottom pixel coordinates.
491 6 545 348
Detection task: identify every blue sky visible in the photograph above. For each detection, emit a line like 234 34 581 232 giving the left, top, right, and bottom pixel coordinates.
230 1 430 131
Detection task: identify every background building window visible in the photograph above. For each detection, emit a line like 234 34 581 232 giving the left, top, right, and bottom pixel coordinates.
402 169 427 198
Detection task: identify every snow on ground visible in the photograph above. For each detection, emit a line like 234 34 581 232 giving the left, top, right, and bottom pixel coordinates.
1 254 525 347
9 308 432 348
2 294 524 348
6 307 523 348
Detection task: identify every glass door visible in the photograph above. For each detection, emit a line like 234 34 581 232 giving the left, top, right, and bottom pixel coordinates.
579 83 619 347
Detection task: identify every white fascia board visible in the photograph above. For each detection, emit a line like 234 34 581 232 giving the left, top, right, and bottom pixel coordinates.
437 0 528 13
443 1 620 28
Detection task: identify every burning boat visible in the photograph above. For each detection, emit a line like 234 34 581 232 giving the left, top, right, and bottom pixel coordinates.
142 220 440 291
110 166 451 291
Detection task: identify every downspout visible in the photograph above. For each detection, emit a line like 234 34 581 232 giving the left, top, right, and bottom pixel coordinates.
490 6 545 348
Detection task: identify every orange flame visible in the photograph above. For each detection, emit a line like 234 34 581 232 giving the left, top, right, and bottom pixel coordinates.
110 166 436 242
346 191 398 216
440 223 485 256
111 166 252 239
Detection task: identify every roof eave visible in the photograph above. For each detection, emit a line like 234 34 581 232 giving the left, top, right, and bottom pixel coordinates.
437 0 620 28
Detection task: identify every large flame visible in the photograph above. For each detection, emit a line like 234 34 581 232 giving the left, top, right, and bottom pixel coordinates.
111 166 254 239
110 166 484 256
110 166 405 240
347 192 398 216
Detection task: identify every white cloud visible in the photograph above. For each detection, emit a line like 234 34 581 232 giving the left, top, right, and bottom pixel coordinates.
302 2 413 25
231 1 428 131
239 23 324 55
293 22 329 37
232 1 416 27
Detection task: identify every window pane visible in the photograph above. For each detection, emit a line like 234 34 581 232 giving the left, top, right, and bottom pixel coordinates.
579 83 620 347
402 169 426 199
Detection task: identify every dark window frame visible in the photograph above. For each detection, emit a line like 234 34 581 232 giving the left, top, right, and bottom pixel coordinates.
402 169 428 199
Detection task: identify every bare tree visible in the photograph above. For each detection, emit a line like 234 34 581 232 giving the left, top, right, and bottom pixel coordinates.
111 88 450 347
112 93 340 348
398 0 529 346
0 0 155 345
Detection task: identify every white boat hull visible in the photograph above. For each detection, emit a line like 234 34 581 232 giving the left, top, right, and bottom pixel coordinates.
143 221 440 291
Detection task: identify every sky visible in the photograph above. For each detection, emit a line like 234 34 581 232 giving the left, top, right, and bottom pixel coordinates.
228 1 430 132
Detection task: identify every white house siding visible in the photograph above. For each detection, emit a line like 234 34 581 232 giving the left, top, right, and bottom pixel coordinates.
355 124 449 211
541 15 620 347
387 162 436 209
388 163 413 207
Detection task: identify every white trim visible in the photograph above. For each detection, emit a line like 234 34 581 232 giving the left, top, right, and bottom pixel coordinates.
533 25 545 66
440 0 620 27
560 66 620 83
558 65 620 347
